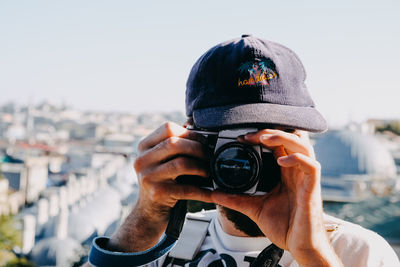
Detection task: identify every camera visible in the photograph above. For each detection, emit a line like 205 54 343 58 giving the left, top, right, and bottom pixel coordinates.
177 128 281 195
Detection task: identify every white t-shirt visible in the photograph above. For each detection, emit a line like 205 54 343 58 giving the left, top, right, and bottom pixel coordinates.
149 210 399 267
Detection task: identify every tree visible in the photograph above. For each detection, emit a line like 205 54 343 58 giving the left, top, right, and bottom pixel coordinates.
0 215 35 266
0 215 21 251
0 215 21 265
4 257 36 267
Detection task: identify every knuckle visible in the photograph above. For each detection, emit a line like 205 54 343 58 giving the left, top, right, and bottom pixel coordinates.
167 158 180 175
163 136 179 151
163 122 176 137
149 184 164 200
299 143 311 154
304 143 312 151
314 161 321 171
179 185 190 198
133 156 144 172
268 134 281 142
137 139 146 153
168 136 180 146
167 157 191 176
175 157 189 170
174 185 192 199
292 153 302 160
308 145 316 158
305 145 315 157
139 172 152 186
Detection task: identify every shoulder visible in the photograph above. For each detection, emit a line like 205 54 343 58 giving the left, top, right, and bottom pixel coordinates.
323 213 399 266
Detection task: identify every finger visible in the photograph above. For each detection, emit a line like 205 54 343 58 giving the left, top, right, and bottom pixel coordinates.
141 157 209 182
211 191 262 220
139 137 207 165
244 129 311 157
138 122 206 153
274 145 287 159
146 182 213 207
169 184 213 203
277 153 321 176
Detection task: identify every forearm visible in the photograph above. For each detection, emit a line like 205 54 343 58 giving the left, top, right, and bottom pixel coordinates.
299 249 343 267
107 201 169 252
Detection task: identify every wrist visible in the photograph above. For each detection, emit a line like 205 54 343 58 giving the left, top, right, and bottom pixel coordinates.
108 201 169 252
137 193 174 222
295 243 342 267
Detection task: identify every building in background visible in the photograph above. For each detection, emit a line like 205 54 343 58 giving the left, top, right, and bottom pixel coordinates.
314 128 398 202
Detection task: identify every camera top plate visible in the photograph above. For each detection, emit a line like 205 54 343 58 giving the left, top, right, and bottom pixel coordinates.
218 128 258 139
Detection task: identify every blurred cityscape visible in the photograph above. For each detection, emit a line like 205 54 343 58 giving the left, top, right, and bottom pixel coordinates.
0 101 185 266
0 101 399 266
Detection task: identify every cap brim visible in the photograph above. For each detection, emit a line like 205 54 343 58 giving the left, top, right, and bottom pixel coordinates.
192 103 328 133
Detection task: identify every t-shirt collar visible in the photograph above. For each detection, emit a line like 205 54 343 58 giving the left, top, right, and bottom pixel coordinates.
213 216 272 252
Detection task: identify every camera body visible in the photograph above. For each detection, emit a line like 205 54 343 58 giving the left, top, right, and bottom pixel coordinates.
178 128 281 195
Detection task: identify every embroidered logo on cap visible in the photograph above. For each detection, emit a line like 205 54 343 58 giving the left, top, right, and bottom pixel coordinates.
237 59 278 87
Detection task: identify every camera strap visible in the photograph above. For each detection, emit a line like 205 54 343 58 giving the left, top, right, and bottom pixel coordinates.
166 210 283 267
250 243 284 267
167 211 283 267
88 200 188 267
89 199 284 267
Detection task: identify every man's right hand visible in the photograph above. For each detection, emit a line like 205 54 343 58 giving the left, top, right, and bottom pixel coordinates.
107 122 213 252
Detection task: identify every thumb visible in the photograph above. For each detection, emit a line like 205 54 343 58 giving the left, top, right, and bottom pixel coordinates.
211 191 261 220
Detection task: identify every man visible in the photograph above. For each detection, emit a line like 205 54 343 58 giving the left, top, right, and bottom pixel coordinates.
87 35 399 266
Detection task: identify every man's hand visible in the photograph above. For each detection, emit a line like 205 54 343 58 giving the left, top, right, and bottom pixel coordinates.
210 129 342 267
107 122 212 252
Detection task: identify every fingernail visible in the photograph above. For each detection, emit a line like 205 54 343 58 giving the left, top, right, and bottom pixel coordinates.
237 135 245 141
277 156 288 163
244 133 256 140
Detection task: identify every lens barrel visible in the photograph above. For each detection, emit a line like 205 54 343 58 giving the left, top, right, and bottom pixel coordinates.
211 142 261 193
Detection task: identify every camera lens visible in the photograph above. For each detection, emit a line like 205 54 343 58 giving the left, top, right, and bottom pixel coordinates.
211 142 261 193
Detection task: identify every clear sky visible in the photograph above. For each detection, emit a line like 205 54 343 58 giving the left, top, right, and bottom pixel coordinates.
0 0 399 127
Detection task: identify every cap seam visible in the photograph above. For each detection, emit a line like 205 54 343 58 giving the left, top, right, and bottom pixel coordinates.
246 37 266 101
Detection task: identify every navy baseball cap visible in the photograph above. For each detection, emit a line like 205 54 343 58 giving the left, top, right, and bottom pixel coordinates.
185 34 328 133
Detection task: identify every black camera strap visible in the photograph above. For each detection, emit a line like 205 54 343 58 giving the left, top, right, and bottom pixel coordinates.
250 243 284 267
165 200 188 239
